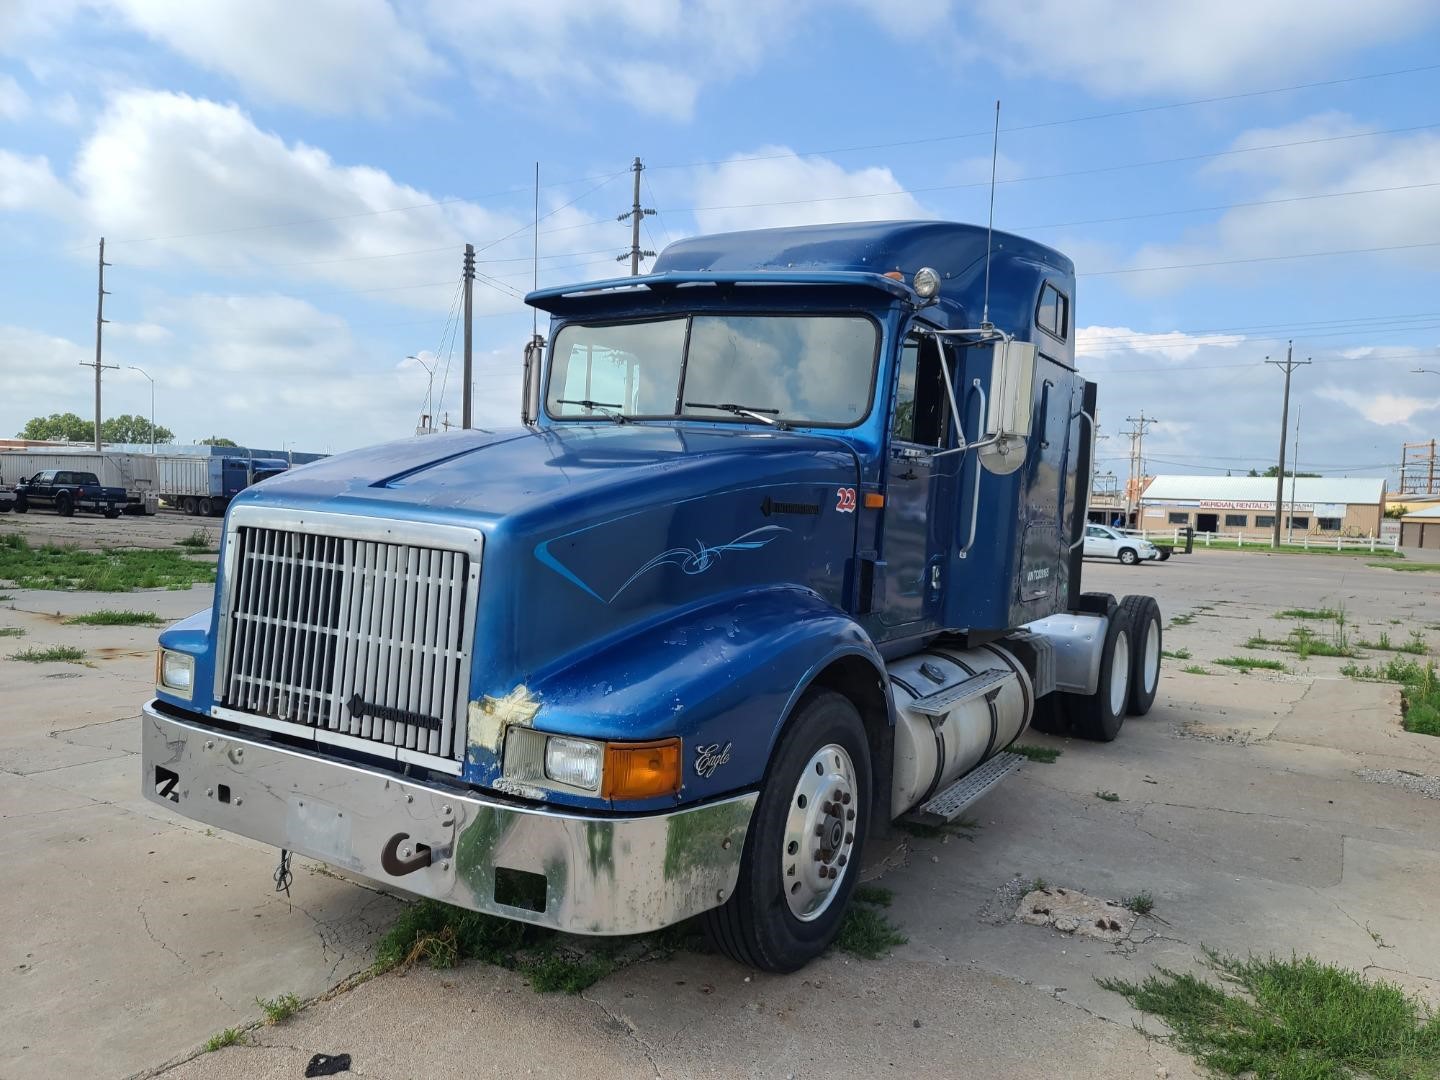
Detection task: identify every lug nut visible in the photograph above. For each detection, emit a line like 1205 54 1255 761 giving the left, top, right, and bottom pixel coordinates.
841 792 851 806
845 833 854 845
846 808 855 821
815 825 825 837
814 850 823 862
838 854 847 866
832 788 842 800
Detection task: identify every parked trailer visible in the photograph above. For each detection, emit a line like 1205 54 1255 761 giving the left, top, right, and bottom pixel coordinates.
155 456 289 516
0 451 158 514
143 220 1164 972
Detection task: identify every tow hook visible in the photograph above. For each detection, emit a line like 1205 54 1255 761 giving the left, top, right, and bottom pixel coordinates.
381 832 433 876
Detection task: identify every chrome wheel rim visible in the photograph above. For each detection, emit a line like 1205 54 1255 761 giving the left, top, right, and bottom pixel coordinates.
1109 628 1131 716
782 743 857 922
1143 618 1161 694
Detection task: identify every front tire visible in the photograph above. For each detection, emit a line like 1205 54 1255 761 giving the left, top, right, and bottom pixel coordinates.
1118 547 1139 566
55 491 74 517
12 495 27 514
703 690 872 973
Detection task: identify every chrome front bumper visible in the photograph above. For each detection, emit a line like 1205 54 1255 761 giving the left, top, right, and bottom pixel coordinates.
142 705 757 935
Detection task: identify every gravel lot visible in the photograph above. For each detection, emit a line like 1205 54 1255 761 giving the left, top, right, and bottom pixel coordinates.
3 525 1438 1080
0 507 223 551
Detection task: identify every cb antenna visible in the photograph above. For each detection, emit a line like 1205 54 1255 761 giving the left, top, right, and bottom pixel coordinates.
981 99 1000 331
531 161 540 337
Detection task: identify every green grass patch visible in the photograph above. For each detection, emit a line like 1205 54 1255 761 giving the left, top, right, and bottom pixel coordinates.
0 627 23 638
836 902 907 960
1357 630 1430 656
1180 664 1214 675
1277 607 1340 621
1010 744 1061 764
1095 790 1120 802
64 609 166 626
1099 947 1440 1079
0 535 216 592
1170 613 1196 626
853 884 893 907
1248 626 1359 659
1370 561 1440 572
373 898 636 994
1123 891 1155 915
1162 647 1192 660
202 1028 244 1053
175 529 213 550
10 645 87 664
1344 658 1440 737
1214 656 1288 673
255 992 302 1024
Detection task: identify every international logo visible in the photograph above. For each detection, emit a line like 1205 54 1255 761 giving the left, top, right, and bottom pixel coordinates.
347 693 442 732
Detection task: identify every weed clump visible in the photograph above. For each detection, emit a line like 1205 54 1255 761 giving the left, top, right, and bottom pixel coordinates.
10 645 87 664
1123 892 1155 915
65 609 166 626
255 992 302 1024
836 900 907 960
0 535 215 592
1010 744 1062 764
1214 656 1288 673
1100 948 1440 1078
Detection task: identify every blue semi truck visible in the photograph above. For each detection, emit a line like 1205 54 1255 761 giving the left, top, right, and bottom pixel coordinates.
143 221 1163 971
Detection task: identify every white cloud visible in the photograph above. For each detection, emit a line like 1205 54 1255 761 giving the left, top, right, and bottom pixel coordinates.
1078 325 1244 364
104 0 439 114
1317 386 1440 426
0 150 71 214
0 73 27 119
47 89 593 312
422 0 803 121
689 148 929 234
968 0 1436 97
1120 114 1440 291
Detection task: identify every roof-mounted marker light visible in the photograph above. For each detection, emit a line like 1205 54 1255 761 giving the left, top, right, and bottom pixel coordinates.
913 267 941 299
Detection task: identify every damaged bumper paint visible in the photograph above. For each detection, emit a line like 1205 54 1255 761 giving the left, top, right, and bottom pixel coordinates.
141 704 756 935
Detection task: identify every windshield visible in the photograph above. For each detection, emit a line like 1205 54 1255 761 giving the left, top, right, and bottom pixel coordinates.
546 314 879 427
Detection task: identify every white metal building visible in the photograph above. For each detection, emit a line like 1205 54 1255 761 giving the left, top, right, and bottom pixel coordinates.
1139 476 1386 539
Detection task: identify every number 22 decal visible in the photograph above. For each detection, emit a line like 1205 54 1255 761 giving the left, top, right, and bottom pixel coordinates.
835 487 857 513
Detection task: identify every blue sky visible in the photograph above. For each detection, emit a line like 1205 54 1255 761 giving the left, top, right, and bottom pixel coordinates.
2 1 1439 482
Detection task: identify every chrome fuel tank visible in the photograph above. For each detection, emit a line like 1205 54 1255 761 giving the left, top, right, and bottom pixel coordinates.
887 644 1033 819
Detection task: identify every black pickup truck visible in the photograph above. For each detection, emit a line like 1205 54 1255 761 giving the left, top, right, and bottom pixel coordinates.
13 470 126 517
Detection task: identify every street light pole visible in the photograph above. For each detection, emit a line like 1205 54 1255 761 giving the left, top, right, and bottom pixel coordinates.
408 354 437 433
127 366 156 455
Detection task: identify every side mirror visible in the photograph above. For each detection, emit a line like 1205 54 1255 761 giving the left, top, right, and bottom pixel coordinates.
521 334 544 425
985 339 1037 440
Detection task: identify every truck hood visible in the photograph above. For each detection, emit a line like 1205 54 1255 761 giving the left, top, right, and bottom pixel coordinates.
239 423 858 527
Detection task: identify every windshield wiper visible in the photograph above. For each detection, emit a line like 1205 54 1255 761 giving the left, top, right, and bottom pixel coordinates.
556 398 628 423
683 401 780 426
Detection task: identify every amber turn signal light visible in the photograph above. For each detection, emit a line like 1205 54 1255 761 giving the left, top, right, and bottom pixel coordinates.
602 739 682 799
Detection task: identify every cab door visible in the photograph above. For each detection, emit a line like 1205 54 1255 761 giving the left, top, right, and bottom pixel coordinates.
876 331 958 635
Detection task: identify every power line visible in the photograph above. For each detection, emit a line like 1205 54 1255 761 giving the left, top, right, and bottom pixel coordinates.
648 61 1440 171
663 122 1440 215
1080 238 1440 278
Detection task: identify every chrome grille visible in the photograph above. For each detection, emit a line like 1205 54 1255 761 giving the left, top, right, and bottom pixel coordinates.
218 524 474 761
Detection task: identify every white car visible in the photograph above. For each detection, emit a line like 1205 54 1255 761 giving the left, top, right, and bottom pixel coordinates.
1083 524 1160 566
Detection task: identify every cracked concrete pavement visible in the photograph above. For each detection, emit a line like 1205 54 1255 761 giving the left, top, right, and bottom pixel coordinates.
4 544 1440 1079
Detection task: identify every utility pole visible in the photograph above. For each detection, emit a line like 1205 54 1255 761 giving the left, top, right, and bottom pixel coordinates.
617 157 655 276
1266 343 1310 548
1121 411 1156 528
1287 406 1301 544
462 243 474 429
82 237 116 450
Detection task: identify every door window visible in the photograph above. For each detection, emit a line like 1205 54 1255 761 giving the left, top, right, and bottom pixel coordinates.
892 334 949 447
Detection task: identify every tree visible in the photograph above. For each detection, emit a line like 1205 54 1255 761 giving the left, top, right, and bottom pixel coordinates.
101 414 175 444
17 413 174 444
200 436 238 447
1261 465 1319 478
18 412 93 441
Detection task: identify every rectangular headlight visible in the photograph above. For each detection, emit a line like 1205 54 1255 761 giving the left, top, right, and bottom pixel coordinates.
159 650 194 698
544 735 602 791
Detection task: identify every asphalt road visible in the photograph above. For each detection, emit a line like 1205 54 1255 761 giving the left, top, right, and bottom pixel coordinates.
2 543 1438 1079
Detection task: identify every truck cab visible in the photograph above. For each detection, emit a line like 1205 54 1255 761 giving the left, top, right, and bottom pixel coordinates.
141 221 1163 972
